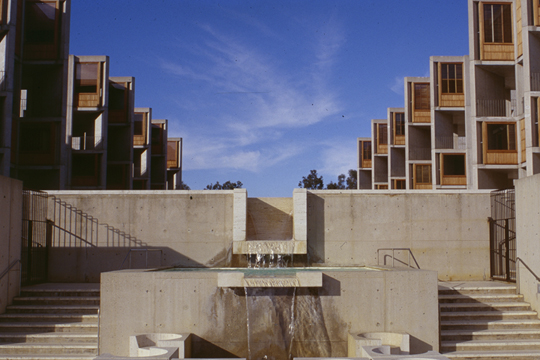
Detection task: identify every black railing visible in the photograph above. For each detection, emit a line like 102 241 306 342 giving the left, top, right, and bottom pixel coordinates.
489 189 516 282
50 196 146 248
21 190 51 285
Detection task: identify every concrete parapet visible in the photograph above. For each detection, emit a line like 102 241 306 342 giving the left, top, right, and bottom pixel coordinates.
99 267 438 357
217 270 322 287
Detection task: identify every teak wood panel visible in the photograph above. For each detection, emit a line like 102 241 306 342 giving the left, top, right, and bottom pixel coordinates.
440 94 465 107
441 176 467 186
377 144 388 154
481 44 515 61
76 94 100 107
517 0 523 57
375 184 388 190
414 183 432 190
485 151 518 165
361 158 372 169
535 0 540 25
520 118 526 163
413 110 431 123
394 135 405 146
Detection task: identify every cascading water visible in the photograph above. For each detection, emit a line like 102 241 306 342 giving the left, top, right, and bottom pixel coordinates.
242 253 330 360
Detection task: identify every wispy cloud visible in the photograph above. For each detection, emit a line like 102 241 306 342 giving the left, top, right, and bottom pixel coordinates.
160 18 345 173
319 139 357 178
390 76 404 95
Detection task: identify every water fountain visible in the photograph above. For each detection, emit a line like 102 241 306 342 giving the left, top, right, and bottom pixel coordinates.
96 189 445 360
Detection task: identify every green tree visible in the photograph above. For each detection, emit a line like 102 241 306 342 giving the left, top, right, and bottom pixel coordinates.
326 174 346 189
346 169 357 189
205 181 243 190
178 181 191 190
298 170 324 189
326 170 357 190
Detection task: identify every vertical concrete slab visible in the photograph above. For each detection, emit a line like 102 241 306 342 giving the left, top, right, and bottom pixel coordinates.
293 188 307 242
233 188 247 242
0 175 22 314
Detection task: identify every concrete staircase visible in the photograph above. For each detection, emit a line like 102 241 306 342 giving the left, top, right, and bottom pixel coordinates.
440 281 540 360
0 283 99 360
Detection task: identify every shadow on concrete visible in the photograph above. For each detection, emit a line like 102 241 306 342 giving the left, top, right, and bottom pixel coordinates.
307 193 325 264
190 334 240 358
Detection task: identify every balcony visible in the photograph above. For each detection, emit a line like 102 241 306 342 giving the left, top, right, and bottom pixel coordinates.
409 147 431 161
435 136 467 150
532 73 540 91
71 135 103 151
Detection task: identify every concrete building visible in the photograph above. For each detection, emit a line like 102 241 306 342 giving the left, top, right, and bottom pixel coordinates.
166 137 182 190
150 119 167 190
0 0 181 191
10 0 71 190
132 107 152 189
358 0 538 191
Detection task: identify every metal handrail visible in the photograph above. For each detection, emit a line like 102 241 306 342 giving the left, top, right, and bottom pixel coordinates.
119 249 163 270
50 224 96 248
516 257 540 283
0 260 21 282
377 248 420 269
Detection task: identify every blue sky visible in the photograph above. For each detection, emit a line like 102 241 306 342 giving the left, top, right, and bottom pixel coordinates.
70 1 469 197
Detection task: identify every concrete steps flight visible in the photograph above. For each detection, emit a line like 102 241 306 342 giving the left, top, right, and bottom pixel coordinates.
439 281 540 360
0 283 99 360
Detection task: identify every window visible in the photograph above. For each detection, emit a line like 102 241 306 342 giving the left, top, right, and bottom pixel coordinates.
378 124 388 145
75 63 99 94
167 141 179 168
134 116 143 135
483 3 512 43
109 82 127 111
20 123 52 153
24 1 57 45
415 164 431 184
442 154 466 176
487 123 516 151
441 63 463 94
394 113 405 136
414 84 430 110
394 179 406 189
362 141 371 160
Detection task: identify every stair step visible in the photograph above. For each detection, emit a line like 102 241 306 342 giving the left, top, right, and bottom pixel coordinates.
0 356 95 360
0 343 97 355
0 332 97 344
442 339 540 352
0 323 98 333
441 328 540 341
20 290 99 298
12 297 100 306
439 294 524 303
440 302 530 312
0 314 98 323
441 319 540 330
440 310 538 321
443 349 540 360
6 305 99 315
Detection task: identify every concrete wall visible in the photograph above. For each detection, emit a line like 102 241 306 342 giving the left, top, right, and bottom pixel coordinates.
516 174 540 312
306 190 491 281
45 190 235 282
0 175 22 313
100 267 438 358
46 189 491 282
